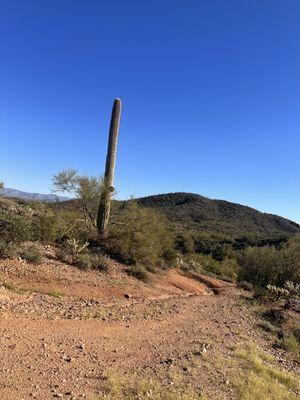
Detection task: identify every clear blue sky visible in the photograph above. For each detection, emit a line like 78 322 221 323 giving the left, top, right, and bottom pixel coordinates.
0 1 299 223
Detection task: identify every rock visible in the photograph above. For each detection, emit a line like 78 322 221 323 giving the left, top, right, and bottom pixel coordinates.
124 294 132 299
62 355 72 362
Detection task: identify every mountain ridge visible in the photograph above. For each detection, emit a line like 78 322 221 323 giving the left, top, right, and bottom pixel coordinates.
0 188 69 203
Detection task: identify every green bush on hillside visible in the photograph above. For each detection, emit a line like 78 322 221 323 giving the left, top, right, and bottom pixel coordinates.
180 252 238 282
237 236 300 287
107 201 176 268
18 242 42 264
0 210 31 245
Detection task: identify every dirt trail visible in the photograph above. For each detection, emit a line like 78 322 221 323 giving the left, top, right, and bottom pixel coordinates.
0 258 298 400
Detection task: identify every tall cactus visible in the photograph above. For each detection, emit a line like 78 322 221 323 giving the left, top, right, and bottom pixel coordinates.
97 98 121 238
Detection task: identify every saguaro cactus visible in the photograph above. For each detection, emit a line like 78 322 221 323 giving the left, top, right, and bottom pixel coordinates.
97 98 122 238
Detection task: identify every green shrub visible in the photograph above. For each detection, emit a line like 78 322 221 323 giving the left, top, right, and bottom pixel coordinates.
108 202 175 268
238 280 254 291
276 334 300 361
262 308 286 325
253 286 270 303
0 210 31 245
175 234 194 254
258 320 281 334
74 252 109 271
95 255 111 272
56 245 74 264
127 264 150 282
238 237 300 288
0 241 18 258
31 213 59 243
74 253 94 270
19 242 42 264
180 259 202 274
181 252 238 281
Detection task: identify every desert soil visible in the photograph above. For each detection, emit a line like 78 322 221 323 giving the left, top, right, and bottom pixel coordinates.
0 256 298 400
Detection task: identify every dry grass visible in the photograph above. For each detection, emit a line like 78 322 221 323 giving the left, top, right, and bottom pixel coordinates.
232 343 299 400
93 371 207 400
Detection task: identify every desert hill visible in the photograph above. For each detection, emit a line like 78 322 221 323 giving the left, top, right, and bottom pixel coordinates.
121 192 300 240
2 189 299 241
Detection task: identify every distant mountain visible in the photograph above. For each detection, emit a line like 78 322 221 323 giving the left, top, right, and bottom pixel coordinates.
132 192 300 240
0 188 69 203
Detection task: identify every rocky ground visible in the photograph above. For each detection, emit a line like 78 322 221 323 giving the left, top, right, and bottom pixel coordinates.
0 256 299 400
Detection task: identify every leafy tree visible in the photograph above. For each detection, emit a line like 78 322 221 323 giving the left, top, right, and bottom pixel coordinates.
0 181 4 190
52 169 103 227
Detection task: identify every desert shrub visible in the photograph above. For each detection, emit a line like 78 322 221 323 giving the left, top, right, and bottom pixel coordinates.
56 245 73 264
175 234 194 254
74 252 108 271
74 253 94 270
89 251 111 272
18 242 42 264
31 213 59 243
179 259 202 274
238 237 300 288
0 241 18 258
161 247 177 267
262 308 287 325
0 210 31 244
258 320 281 334
238 280 254 291
108 202 175 268
253 286 270 303
127 264 150 282
276 334 300 361
181 252 238 281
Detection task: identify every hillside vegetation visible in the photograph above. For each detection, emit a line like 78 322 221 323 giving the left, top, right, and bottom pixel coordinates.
133 192 300 240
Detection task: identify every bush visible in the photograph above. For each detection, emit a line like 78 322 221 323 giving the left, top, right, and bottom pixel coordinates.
276 334 300 360
238 237 300 288
181 252 238 281
56 245 74 264
74 252 110 271
74 253 94 270
108 202 175 268
31 213 59 243
0 241 18 258
19 242 42 264
175 234 194 255
127 264 150 282
0 210 31 245
95 255 111 272
262 308 287 325
238 280 254 291
258 320 281 334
